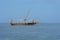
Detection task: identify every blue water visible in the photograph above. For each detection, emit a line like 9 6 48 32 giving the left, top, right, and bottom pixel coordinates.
0 23 60 40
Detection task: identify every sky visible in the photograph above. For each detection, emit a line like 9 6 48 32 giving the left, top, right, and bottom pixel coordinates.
0 0 60 23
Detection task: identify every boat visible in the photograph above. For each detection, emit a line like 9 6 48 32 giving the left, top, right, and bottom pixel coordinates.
10 20 37 26
10 10 38 26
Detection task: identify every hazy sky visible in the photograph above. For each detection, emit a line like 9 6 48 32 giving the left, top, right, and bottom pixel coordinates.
0 0 60 23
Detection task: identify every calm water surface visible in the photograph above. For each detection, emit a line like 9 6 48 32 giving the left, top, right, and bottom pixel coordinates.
0 23 60 40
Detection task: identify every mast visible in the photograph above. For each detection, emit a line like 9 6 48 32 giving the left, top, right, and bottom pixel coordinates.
24 10 30 21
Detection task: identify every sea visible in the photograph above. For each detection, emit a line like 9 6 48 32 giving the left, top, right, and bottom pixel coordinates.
0 23 60 40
